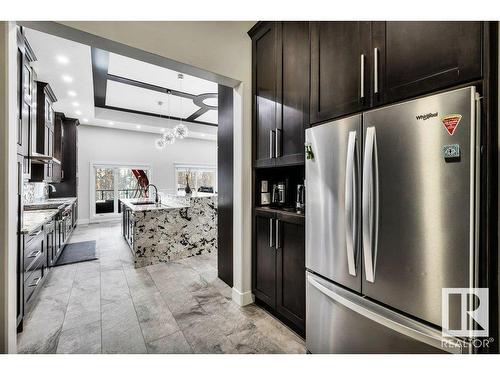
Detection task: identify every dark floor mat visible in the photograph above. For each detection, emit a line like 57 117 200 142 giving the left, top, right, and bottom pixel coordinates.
55 240 98 266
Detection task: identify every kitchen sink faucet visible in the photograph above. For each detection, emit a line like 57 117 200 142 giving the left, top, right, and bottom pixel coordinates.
145 184 160 205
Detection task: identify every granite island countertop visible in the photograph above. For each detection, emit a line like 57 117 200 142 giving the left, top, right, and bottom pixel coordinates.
120 198 189 212
22 209 59 234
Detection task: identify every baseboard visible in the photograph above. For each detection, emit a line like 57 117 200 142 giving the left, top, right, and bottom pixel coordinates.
77 219 89 225
231 288 254 306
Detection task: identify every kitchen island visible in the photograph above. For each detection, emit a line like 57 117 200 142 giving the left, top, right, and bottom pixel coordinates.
121 192 217 268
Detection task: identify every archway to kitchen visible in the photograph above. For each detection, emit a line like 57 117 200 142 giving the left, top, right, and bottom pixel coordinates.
10 21 257 354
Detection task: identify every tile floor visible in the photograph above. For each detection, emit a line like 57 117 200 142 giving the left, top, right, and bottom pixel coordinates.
17 222 305 354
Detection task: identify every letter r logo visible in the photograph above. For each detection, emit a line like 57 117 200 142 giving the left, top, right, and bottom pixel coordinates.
442 288 489 338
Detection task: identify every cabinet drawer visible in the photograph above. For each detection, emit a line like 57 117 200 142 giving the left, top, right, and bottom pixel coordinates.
24 227 44 275
24 261 43 305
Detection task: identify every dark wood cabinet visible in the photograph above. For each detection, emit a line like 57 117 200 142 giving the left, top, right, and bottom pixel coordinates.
310 22 371 124
276 214 305 334
31 81 57 183
276 22 310 165
253 211 277 307
49 116 79 197
372 21 483 106
252 22 278 168
253 209 305 335
250 21 310 167
16 28 36 178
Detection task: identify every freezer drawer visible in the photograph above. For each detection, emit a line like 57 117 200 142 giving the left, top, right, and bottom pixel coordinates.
306 272 464 354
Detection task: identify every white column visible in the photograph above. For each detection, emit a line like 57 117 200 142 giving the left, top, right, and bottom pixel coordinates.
231 82 253 306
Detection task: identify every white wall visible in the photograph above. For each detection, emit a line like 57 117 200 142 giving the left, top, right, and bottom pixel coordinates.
77 124 217 223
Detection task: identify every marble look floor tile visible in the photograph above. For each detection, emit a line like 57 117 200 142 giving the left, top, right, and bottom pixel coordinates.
17 292 70 354
56 320 101 354
146 331 193 354
71 275 100 295
181 318 237 354
101 298 147 354
132 292 179 343
62 291 100 331
100 269 130 305
160 288 201 316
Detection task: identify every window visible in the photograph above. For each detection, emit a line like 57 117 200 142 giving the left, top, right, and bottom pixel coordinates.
175 164 217 193
91 163 151 220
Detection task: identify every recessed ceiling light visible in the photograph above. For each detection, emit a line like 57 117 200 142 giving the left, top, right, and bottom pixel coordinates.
68 90 77 97
62 75 73 83
74 110 82 115
201 134 206 137
72 102 79 107
108 121 114 125
56 55 70 65
136 125 142 129
82 118 88 123
160 128 165 132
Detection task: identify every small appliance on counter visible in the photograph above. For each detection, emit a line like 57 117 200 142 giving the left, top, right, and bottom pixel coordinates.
296 183 305 213
260 180 270 205
271 182 286 206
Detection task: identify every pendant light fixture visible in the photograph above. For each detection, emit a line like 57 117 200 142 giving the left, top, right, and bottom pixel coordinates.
174 73 189 139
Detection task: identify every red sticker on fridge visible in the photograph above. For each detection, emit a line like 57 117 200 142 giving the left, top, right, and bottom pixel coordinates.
442 114 462 135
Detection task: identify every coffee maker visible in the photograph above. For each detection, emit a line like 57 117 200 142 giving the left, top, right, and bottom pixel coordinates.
271 182 286 206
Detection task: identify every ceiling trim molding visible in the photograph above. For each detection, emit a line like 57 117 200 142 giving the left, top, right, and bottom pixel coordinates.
17 21 241 88
97 104 218 127
91 47 218 125
91 47 109 107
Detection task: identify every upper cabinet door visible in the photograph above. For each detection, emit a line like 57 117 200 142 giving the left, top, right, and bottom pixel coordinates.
275 22 310 166
372 21 482 105
252 22 278 168
310 22 371 125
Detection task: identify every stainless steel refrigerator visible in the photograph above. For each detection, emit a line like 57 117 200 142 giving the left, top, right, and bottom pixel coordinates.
305 86 480 354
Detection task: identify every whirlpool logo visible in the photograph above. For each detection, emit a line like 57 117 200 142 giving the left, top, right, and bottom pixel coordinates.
416 112 438 121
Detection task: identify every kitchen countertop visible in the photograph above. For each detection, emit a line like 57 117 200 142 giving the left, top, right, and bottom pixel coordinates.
21 209 59 234
24 197 77 211
22 197 77 234
120 198 189 213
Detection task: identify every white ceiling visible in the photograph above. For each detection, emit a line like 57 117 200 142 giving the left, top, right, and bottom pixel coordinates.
23 28 218 139
108 52 218 96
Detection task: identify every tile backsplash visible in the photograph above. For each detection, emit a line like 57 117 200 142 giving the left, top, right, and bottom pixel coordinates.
23 182 48 204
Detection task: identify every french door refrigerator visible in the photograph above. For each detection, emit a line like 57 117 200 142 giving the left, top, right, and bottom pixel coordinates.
305 86 480 354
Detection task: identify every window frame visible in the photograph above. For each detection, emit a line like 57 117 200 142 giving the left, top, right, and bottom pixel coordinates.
173 163 217 193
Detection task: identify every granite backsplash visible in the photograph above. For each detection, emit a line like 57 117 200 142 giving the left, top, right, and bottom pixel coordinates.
23 182 48 205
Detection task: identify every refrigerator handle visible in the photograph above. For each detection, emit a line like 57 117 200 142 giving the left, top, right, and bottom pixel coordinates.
269 218 275 248
345 130 358 276
362 126 379 283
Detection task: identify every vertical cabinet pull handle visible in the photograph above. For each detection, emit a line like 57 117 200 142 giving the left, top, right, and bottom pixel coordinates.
269 218 274 248
360 54 365 99
345 131 358 276
269 130 276 159
362 127 379 283
373 48 379 94
275 128 281 158
275 219 280 249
